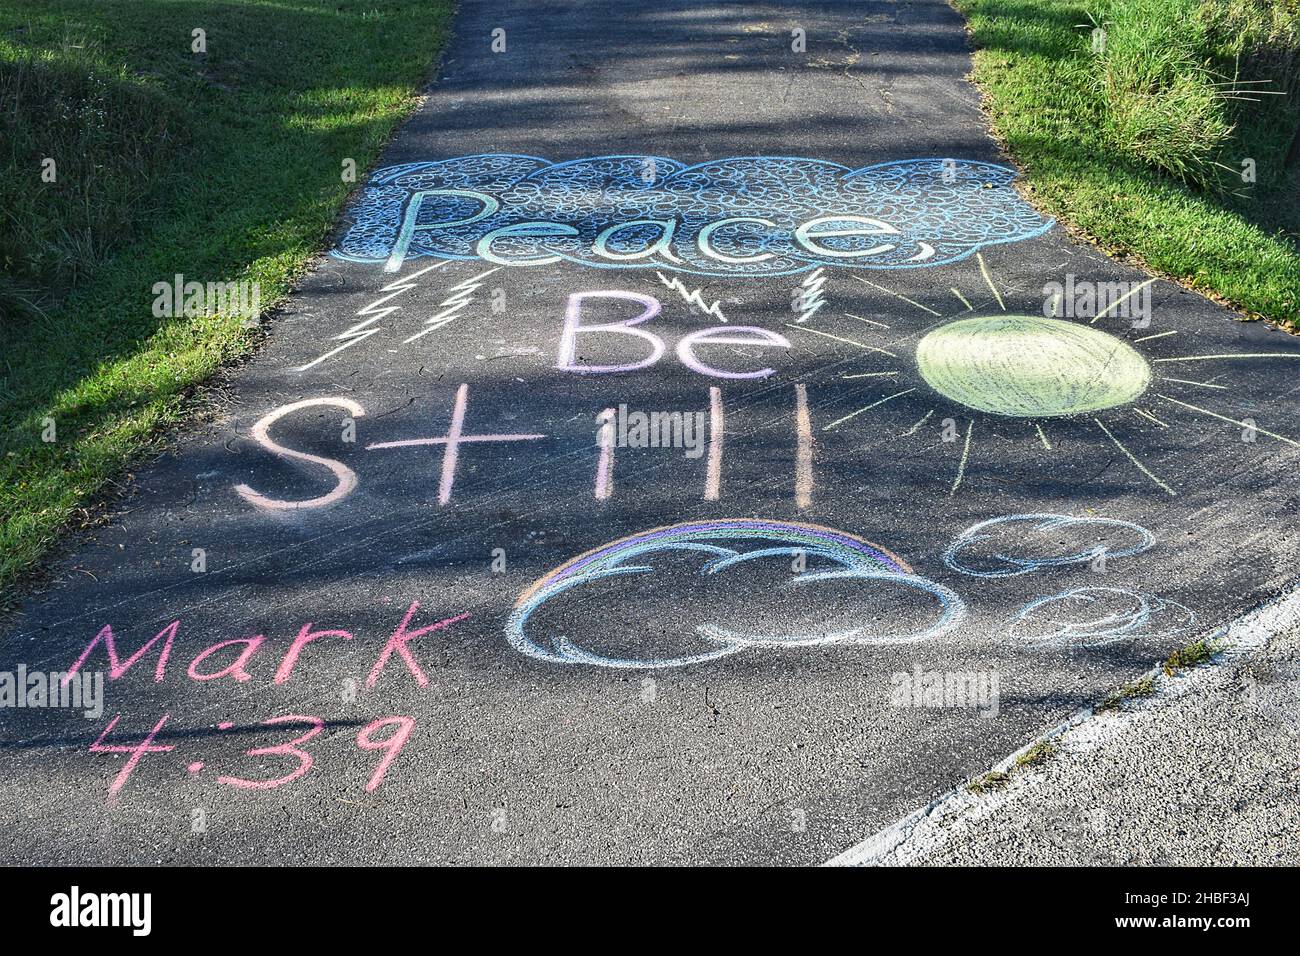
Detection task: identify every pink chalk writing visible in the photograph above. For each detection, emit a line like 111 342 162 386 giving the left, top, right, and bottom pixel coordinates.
356 716 416 792
90 715 176 797
234 397 367 510
217 715 324 791
187 637 263 683
87 712 420 797
63 620 177 686
273 626 354 685
366 605 472 689
66 602 470 691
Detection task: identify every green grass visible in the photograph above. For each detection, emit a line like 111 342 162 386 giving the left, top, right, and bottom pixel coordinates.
952 0 1300 328
966 769 1011 795
1097 674 1156 711
1013 739 1058 769
967 741 1058 794
0 1 453 595
1164 637 1223 674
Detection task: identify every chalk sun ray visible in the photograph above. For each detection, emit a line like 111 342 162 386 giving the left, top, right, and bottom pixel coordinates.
844 312 891 329
1154 353 1300 364
1095 418 1177 496
1161 377 1227 390
1090 278 1156 324
975 253 1005 311
1156 394 1299 447
950 420 974 496
823 388 917 431
784 323 898 356
851 276 942 316
902 409 934 436
1134 408 1169 428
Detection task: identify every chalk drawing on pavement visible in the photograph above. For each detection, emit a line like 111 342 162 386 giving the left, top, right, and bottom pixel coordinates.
234 398 367 511
366 383 546 506
656 272 727 322
798 260 1300 496
295 262 447 372
795 267 828 323
557 290 793 378
1011 586 1194 647
915 316 1152 418
235 386 823 512
403 266 500 344
506 518 965 668
944 513 1155 578
331 155 1054 275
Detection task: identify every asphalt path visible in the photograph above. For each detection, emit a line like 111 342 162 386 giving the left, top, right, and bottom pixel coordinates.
2 0 1298 865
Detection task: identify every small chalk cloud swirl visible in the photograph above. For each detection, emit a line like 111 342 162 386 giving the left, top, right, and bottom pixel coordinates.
1011 587 1194 648
507 519 965 668
333 154 1054 276
944 514 1155 579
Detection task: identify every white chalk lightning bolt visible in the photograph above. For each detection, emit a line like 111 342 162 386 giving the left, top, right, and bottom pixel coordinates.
296 261 449 371
796 267 827 323
404 267 501 344
656 272 727 322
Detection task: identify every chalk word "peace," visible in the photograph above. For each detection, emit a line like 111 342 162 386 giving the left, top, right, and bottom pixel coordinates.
332 155 1054 276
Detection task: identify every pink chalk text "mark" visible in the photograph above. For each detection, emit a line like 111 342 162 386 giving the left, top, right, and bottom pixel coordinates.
63 620 178 686
187 637 263 683
367 604 472 689
67 604 470 690
274 626 353 685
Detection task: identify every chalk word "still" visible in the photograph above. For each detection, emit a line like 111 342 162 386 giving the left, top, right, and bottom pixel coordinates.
234 382 814 511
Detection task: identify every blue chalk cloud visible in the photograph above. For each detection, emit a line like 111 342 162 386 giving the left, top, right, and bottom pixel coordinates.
944 514 1155 578
1011 587 1194 647
333 154 1054 276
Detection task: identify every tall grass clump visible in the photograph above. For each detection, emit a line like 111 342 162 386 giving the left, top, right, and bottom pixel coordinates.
0 43 185 317
1086 0 1234 188
1083 0 1300 191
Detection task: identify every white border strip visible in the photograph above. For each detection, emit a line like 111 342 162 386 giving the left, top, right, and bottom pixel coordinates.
824 583 1300 867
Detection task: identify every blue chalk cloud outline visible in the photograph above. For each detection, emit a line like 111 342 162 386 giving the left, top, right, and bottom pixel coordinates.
332 154 1055 277
944 513 1156 578
1011 586 1195 647
507 518 966 669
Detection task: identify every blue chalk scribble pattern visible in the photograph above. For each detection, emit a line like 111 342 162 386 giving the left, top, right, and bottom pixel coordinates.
333 155 1054 276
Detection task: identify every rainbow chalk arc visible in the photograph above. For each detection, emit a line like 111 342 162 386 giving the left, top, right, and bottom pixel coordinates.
507 518 964 668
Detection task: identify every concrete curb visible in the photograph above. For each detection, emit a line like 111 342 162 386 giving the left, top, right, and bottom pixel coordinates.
825 582 1300 867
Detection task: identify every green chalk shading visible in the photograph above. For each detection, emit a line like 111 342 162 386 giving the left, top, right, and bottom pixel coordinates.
916 316 1152 418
